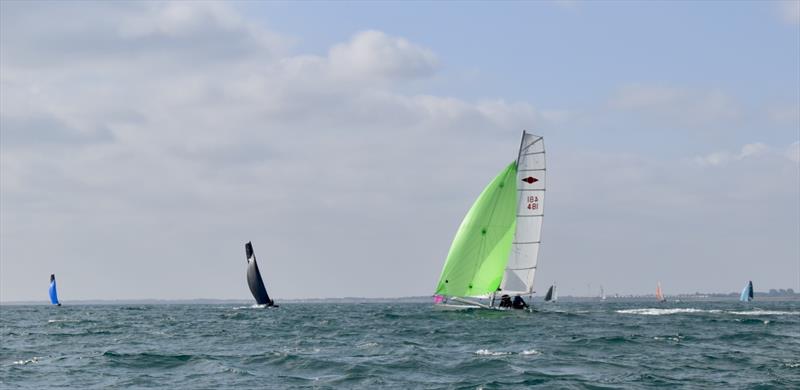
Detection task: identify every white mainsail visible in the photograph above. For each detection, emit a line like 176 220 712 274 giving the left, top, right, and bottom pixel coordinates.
500 132 545 294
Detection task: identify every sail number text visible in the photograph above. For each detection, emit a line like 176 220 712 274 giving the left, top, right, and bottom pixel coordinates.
526 195 539 211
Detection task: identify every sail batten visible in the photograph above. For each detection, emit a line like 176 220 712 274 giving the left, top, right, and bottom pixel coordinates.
501 132 545 295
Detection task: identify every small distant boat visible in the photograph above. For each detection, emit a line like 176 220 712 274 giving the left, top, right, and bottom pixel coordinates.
600 285 607 301
245 242 277 307
655 282 666 303
49 274 61 306
740 280 754 302
434 131 545 311
544 284 557 302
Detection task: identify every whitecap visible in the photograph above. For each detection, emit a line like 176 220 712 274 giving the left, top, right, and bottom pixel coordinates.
653 335 682 342
728 310 799 316
520 349 541 355
13 357 40 365
616 308 708 315
475 349 512 356
232 304 269 310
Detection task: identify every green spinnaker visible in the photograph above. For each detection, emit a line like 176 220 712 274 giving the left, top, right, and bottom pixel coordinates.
435 162 518 297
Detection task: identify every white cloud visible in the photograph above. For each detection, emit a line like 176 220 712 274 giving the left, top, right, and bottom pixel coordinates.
610 84 740 128
739 142 769 158
779 0 800 25
329 30 438 80
693 142 800 166
787 141 800 163
0 2 554 301
768 104 800 125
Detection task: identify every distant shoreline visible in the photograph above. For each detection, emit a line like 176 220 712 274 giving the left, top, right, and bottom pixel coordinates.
2 292 798 305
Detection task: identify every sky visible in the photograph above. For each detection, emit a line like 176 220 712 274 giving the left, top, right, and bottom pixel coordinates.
1 1 798 301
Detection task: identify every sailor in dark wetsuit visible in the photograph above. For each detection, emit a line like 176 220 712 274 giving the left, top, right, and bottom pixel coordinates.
511 295 529 310
268 299 279 308
498 294 513 308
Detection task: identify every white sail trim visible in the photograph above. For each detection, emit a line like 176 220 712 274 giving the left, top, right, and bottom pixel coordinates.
501 132 545 294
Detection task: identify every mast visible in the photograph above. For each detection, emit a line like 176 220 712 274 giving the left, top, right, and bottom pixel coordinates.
500 132 545 295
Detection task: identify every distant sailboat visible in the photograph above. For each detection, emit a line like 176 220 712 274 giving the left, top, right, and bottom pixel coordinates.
245 242 277 307
49 274 61 306
434 131 545 311
655 282 666 303
740 280 754 302
544 284 557 302
600 285 607 301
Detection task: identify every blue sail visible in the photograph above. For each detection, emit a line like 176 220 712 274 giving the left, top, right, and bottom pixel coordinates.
49 274 60 305
739 280 753 302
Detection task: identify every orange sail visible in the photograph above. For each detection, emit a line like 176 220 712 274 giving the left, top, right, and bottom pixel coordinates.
655 282 666 302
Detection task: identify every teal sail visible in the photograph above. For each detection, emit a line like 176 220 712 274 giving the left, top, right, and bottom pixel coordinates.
49 274 61 306
435 162 518 297
740 280 753 302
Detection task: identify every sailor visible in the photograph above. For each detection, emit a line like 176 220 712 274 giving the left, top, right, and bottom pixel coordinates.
498 294 512 308
512 295 529 310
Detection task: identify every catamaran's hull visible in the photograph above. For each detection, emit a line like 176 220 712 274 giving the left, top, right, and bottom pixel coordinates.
434 303 496 311
433 304 535 312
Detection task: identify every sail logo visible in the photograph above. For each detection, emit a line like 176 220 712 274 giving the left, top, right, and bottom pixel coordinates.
522 177 538 184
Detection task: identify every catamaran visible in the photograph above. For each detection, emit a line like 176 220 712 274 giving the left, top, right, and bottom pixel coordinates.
740 280 754 302
245 242 277 307
434 131 545 311
49 274 61 306
544 283 557 303
655 282 666 303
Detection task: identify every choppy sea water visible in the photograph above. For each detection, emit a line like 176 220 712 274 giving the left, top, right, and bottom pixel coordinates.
2 300 799 388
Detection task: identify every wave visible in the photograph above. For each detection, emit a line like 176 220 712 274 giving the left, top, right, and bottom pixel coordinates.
475 349 541 356
728 310 799 316
616 308 714 315
47 319 82 323
617 308 799 316
12 357 40 365
475 349 513 356
102 351 195 369
232 304 274 310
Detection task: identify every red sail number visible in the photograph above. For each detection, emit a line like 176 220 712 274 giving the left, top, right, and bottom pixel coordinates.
527 195 539 210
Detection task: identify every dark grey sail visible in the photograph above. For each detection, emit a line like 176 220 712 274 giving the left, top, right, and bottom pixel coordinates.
245 242 272 305
544 285 554 302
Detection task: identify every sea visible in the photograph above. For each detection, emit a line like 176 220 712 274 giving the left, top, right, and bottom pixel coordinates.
2 299 799 389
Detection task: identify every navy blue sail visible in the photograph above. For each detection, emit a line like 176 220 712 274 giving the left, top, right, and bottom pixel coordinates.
49 274 61 306
544 285 554 302
245 242 273 306
739 280 754 302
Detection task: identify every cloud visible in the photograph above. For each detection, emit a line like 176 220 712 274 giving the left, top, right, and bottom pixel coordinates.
693 141 800 166
768 104 800 125
779 0 800 25
0 2 556 301
0 2 288 69
609 84 740 128
787 141 800 163
329 30 438 80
